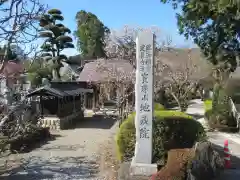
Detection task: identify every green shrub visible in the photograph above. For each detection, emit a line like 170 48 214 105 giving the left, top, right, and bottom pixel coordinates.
216 88 236 126
217 89 231 118
154 103 165 110
212 83 221 113
204 100 212 112
204 109 213 120
116 110 206 163
204 100 213 120
207 85 237 128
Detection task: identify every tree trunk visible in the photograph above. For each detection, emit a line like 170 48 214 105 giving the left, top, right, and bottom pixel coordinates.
52 69 60 81
171 92 185 112
0 115 9 128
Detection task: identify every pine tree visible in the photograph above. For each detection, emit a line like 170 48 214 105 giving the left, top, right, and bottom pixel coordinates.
38 8 74 80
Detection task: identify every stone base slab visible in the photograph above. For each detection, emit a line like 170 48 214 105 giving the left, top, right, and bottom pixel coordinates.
130 162 157 176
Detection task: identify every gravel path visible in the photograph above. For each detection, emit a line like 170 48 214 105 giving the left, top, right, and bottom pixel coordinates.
0 116 118 180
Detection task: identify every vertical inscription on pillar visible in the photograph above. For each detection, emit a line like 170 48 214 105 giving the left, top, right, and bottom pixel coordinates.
134 31 154 164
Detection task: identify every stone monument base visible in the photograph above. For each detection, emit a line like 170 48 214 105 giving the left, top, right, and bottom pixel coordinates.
130 161 157 176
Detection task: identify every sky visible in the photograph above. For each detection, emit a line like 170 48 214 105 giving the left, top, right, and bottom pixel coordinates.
42 0 195 56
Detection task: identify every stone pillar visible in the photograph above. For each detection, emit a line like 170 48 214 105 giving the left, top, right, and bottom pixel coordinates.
130 31 157 175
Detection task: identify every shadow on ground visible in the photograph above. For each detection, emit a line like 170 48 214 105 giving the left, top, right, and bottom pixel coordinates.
0 156 99 180
40 144 85 151
12 133 63 154
2 132 63 155
74 115 118 129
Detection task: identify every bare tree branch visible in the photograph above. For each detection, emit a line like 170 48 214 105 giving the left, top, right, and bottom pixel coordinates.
105 26 162 68
104 26 212 112
0 0 46 64
156 49 210 111
94 59 135 117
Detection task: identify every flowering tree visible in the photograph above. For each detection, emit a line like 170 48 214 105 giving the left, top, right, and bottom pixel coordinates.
159 49 211 111
0 0 47 144
0 0 46 65
0 0 46 104
95 60 135 118
162 58 199 111
104 26 164 97
104 26 211 112
105 25 161 66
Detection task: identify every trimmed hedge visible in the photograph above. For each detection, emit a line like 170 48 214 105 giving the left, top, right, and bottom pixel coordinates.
116 110 206 164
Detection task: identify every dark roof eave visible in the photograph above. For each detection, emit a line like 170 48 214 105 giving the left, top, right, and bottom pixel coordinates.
26 86 64 98
26 86 94 98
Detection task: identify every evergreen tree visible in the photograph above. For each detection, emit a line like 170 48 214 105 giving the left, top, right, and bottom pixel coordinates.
160 0 240 72
74 10 110 58
38 8 74 80
25 59 53 86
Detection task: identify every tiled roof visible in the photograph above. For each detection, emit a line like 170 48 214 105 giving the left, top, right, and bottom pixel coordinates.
77 58 135 83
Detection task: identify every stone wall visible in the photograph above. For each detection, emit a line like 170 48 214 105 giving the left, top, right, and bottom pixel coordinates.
39 110 84 130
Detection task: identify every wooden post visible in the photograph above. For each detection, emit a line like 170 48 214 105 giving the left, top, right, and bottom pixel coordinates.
73 96 76 112
40 95 43 118
92 92 95 109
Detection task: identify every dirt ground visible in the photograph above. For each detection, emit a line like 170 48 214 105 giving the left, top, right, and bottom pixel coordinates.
0 115 119 180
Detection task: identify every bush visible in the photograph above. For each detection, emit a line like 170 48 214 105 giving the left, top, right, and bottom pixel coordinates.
9 127 51 153
216 89 231 118
204 109 213 120
212 83 220 112
116 110 206 164
212 87 237 127
204 100 213 120
204 100 212 112
154 103 165 110
204 86 237 130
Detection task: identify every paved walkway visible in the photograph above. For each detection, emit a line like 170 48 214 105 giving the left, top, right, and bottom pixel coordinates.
186 99 240 179
0 115 118 180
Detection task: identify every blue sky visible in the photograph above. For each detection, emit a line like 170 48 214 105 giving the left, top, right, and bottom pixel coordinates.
43 0 195 56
